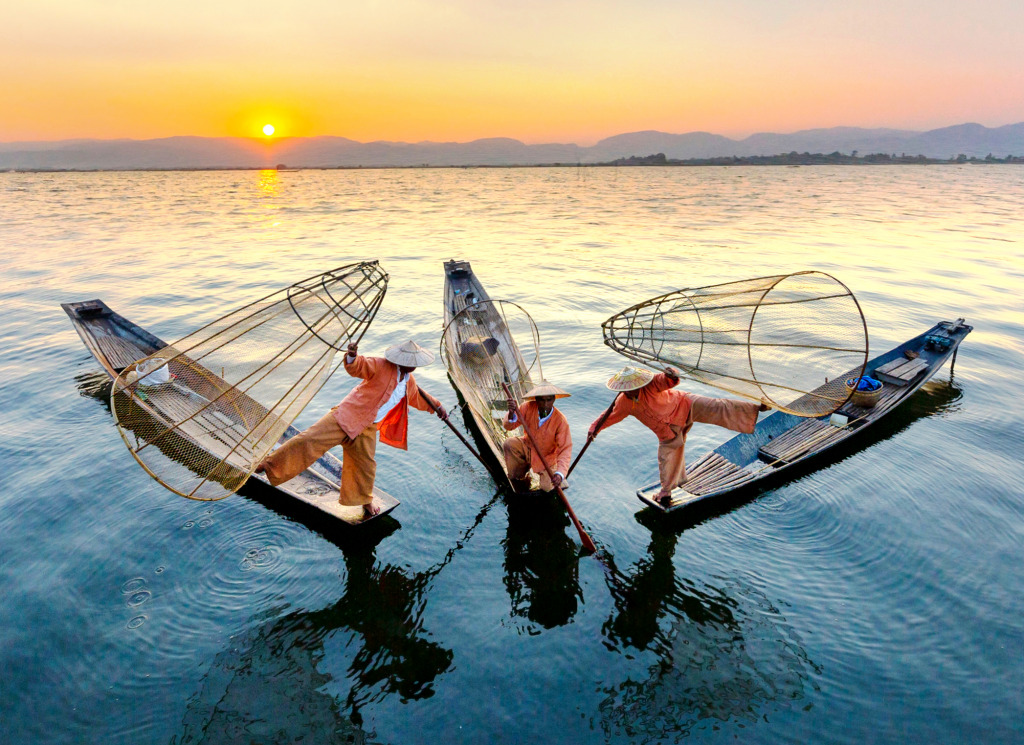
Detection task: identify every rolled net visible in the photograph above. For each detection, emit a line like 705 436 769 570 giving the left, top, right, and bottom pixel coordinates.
110 261 388 500
602 272 868 417
440 300 541 461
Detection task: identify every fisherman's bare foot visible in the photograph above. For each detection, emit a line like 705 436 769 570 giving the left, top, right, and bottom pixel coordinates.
254 462 266 474
363 503 380 518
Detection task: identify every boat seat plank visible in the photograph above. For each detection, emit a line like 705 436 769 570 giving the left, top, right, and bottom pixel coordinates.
875 357 928 386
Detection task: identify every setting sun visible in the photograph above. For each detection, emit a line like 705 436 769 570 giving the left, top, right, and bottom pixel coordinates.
262 124 275 136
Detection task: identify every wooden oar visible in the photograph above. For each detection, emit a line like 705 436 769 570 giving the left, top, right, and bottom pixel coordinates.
422 395 489 470
502 383 597 554
566 393 620 478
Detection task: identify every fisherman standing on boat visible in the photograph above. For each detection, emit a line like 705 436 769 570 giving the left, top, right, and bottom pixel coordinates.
502 382 573 493
587 366 767 504
257 340 447 519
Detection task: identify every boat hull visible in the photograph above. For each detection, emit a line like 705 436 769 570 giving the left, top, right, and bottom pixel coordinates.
62 299 397 525
637 319 973 513
441 260 539 490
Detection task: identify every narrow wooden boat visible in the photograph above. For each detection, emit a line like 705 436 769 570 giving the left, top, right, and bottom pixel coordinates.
637 319 973 512
441 260 539 488
62 299 398 525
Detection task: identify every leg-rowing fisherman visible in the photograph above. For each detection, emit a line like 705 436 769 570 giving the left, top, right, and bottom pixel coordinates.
257 340 447 519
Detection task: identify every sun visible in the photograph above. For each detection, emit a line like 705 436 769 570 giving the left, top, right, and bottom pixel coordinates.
262 124 275 137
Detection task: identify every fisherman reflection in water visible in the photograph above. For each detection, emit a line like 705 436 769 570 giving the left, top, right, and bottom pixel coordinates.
257 340 447 520
588 366 767 504
502 381 573 493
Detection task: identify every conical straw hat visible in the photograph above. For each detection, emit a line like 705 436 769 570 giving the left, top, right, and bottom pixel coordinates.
606 365 655 391
384 340 435 367
523 380 570 400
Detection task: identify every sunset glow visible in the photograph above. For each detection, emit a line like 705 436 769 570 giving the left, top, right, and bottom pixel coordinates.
1 0 1022 143
263 124 275 137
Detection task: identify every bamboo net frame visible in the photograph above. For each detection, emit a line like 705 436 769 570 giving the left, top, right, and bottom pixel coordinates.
110 261 389 501
602 271 868 417
440 300 541 466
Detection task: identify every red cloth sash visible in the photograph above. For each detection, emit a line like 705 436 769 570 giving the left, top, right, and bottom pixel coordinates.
377 396 409 450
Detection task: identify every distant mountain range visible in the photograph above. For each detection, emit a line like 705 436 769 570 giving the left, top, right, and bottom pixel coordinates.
2 122 1023 170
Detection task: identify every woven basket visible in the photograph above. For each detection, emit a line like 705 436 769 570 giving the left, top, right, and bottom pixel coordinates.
844 378 883 408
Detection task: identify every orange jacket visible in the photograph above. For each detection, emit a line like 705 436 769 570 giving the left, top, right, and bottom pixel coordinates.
502 400 573 475
332 355 440 450
594 372 692 442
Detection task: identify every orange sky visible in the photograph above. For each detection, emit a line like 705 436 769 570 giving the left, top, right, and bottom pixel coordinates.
3 0 1022 143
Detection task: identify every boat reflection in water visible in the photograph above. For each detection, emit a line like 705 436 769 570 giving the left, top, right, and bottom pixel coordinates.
598 523 822 738
596 376 965 737
173 527 453 743
73 372 965 738
502 495 583 631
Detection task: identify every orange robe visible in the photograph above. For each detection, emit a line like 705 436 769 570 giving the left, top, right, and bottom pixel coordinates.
592 374 759 493
261 354 440 505
334 355 440 450
502 400 573 478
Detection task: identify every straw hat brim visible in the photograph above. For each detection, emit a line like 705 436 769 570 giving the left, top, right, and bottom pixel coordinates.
384 340 435 367
606 366 655 391
523 381 570 400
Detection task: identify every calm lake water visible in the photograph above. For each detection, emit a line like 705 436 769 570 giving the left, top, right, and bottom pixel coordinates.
1 166 1022 744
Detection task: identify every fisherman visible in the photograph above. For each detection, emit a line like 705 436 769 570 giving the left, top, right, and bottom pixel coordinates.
587 366 768 504
502 381 573 493
256 340 447 519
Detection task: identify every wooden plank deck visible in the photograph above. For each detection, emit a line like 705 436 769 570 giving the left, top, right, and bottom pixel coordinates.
874 356 928 386
758 419 849 464
836 383 906 419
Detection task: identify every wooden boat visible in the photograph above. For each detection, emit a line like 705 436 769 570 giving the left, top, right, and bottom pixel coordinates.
441 260 539 488
62 299 398 525
637 319 973 512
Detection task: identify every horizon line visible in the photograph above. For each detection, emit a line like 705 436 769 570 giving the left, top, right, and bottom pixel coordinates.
3 120 1023 147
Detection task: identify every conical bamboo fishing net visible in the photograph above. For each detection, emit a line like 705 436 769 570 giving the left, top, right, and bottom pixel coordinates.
440 300 541 466
602 271 868 417
111 261 389 500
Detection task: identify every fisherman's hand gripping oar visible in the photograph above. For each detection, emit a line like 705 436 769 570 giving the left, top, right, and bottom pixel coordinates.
501 382 596 553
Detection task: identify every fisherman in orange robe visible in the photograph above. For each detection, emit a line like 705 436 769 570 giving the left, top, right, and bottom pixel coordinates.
588 365 767 504
256 340 447 519
502 381 573 493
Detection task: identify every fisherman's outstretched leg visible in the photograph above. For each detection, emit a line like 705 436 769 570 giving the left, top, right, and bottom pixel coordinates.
260 409 347 486
340 423 378 507
688 394 760 434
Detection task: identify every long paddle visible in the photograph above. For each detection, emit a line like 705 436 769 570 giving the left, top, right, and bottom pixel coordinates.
566 393 620 479
502 383 597 554
421 394 490 470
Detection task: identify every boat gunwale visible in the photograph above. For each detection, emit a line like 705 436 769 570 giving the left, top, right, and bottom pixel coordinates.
61 299 375 506
638 320 973 511
441 260 537 488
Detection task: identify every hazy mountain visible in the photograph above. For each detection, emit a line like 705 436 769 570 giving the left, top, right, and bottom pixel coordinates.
589 130 739 160
1 123 1022 170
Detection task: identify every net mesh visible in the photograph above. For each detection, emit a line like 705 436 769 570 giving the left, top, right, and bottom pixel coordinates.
440 300 540 464
110 261 388 500
602 271 868 417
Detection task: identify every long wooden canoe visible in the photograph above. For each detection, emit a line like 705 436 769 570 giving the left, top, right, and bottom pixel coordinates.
441 260 538 488
638 319 973 512
62 299 398 525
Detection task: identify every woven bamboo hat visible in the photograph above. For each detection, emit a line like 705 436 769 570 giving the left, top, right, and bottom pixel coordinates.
385 340 435 367
523 380 570 400
606 365 655 391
